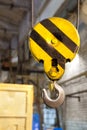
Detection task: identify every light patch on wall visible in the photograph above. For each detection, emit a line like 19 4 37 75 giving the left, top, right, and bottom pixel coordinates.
66 54 80 73
59 54 86 82
11 57 18 63
0 71 9 82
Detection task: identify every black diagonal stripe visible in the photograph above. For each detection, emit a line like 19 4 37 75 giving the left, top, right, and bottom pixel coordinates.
40 19 79 53
30 29 65 69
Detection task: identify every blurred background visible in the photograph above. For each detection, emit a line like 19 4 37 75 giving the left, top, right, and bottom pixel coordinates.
0 0 87 130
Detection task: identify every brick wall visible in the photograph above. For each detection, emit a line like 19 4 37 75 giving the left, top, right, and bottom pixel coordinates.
58 24 87 130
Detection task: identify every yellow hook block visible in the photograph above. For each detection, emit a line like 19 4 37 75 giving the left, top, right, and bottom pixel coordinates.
29 17 80 80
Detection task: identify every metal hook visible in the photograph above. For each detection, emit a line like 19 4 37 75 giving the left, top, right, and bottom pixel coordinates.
42 82 65 108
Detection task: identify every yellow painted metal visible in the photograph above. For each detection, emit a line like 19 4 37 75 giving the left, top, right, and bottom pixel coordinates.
29 17 80 80
0 83 33 130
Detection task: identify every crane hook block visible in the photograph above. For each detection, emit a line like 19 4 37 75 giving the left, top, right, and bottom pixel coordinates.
29 17 80 80
42 82 65 108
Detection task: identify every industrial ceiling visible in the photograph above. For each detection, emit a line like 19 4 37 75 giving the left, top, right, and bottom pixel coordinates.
0 0 86 82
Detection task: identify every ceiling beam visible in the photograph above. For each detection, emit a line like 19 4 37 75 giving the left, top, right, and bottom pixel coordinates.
13 0 30 8
54 0 78 18
0 16 18 26
0 28 18 35
0 1 29 11
36 0 65 23
0 20 18 30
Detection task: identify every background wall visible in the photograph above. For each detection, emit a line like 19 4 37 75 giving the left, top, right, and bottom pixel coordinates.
59 21 87 130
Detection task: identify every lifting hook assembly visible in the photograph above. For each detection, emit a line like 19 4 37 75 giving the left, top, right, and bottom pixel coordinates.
29 17 80 108
42 82 65 108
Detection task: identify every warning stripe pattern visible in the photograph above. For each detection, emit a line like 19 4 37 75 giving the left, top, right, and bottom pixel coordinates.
41 19 78 53
30 30 65 69
30 19 79 70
